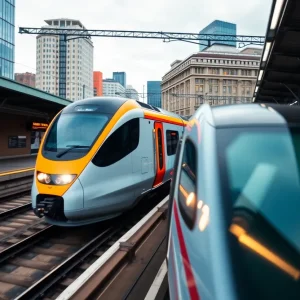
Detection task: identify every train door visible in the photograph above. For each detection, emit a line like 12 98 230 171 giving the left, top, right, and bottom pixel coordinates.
153 122 166 187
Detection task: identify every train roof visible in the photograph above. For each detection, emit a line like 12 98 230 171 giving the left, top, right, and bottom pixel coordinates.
63 97 185 124
196 103 300 128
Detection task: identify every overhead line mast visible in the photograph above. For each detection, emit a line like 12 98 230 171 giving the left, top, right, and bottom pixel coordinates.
19 27 265 99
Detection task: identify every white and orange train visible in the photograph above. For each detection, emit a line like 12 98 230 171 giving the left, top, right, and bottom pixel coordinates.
31 97 187 226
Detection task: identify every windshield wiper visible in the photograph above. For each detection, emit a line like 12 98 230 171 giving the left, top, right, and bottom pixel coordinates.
56 145 90 158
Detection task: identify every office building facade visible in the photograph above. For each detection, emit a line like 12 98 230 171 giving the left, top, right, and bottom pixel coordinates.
113 72 126 88
36 19 94 101
199 20 236 51
0 0 15 79
103 79 125 97
15 72 36 88
147 81 162 107
93 71 103 96
125 85 139 100
161 45 262 117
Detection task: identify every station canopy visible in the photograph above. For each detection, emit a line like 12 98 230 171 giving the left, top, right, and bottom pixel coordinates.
254 0 300 105
0 76 71 119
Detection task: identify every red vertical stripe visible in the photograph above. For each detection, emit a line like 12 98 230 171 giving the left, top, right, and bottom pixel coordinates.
173 200 200 300
153 122 166 187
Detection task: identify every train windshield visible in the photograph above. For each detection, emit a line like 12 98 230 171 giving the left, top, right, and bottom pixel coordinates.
217 126 300 300
43 112 109 160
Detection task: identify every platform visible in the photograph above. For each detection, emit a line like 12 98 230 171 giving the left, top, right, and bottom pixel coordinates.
0 154 36 174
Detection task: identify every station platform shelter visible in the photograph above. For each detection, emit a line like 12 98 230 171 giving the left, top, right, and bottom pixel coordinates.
0 76 71 162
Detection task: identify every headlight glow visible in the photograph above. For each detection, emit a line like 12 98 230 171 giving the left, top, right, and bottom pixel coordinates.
37 172 51 184
36 172 76 185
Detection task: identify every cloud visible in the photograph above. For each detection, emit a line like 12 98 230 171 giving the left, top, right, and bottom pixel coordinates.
15 0 272 97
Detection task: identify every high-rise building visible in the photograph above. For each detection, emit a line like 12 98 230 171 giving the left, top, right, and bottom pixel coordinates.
113 72 126 87
103 79 125 97
199 20 236 51
125 85 139 100
36 19 94 101
161 45 262 117
147 81 161 107
15 72 36 88
93 71 103 96
1 0 15 79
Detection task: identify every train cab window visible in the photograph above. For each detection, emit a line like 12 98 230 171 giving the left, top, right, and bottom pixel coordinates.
92 118 140 167
43 112 109 161
178 139 197 229
166 130 179 156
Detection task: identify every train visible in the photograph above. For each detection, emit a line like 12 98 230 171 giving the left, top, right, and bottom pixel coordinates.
31 96 187 226
167 103 300 300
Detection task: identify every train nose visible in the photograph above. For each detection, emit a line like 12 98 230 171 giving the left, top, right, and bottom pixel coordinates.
33 178 84 221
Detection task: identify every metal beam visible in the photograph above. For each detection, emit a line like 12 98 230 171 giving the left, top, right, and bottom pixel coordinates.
265 68 300 74
19 27 265 47
259 90 294 96
272 52 300 58
262 79 300 86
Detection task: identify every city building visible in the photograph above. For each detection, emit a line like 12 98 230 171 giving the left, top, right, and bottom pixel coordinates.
147 81 162 107
35 19 94 101
15 72 36 88
113 72 126 88
93 71 103 96
125 85 139 100
161 45 262 117
199 20 236 51
1 0 15 79
103 79 125 97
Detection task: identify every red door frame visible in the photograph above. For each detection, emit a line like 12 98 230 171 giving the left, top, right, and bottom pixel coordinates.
153 122 166 187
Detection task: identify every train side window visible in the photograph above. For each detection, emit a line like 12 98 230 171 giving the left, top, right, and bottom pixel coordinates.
92 118 140 167
157 128 164 169
166 130 179 156
178 139 197 229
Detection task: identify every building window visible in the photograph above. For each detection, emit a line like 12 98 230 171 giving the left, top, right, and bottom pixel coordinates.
195 79 204 84
178 139 197 229
208 68 220 75
223 68 229 75
92 118 140 167
167 130 179 156
195 67 204 74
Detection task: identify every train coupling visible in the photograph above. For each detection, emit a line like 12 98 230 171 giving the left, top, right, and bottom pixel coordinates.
34 207 45 218
34 196 56 218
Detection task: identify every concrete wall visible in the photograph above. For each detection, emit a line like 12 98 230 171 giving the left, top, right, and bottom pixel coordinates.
0 113 31 157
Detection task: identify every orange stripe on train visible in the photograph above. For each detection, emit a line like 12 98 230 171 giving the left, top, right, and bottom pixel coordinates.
144 111 187 126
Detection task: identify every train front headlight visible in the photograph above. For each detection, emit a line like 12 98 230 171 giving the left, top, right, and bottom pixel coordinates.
53 174 76 185
37 171 76 185
37 172 51 184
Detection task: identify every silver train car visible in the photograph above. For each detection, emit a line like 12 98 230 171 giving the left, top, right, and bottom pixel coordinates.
167 103 300 300
32 97 187 226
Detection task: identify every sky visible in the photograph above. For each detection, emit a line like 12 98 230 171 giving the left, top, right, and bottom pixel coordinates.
15 0 273 95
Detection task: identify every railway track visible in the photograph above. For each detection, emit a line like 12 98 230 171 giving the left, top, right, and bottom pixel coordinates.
0 169 34 200
0 184 169 300
0 191 51 255
0 194 31 219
